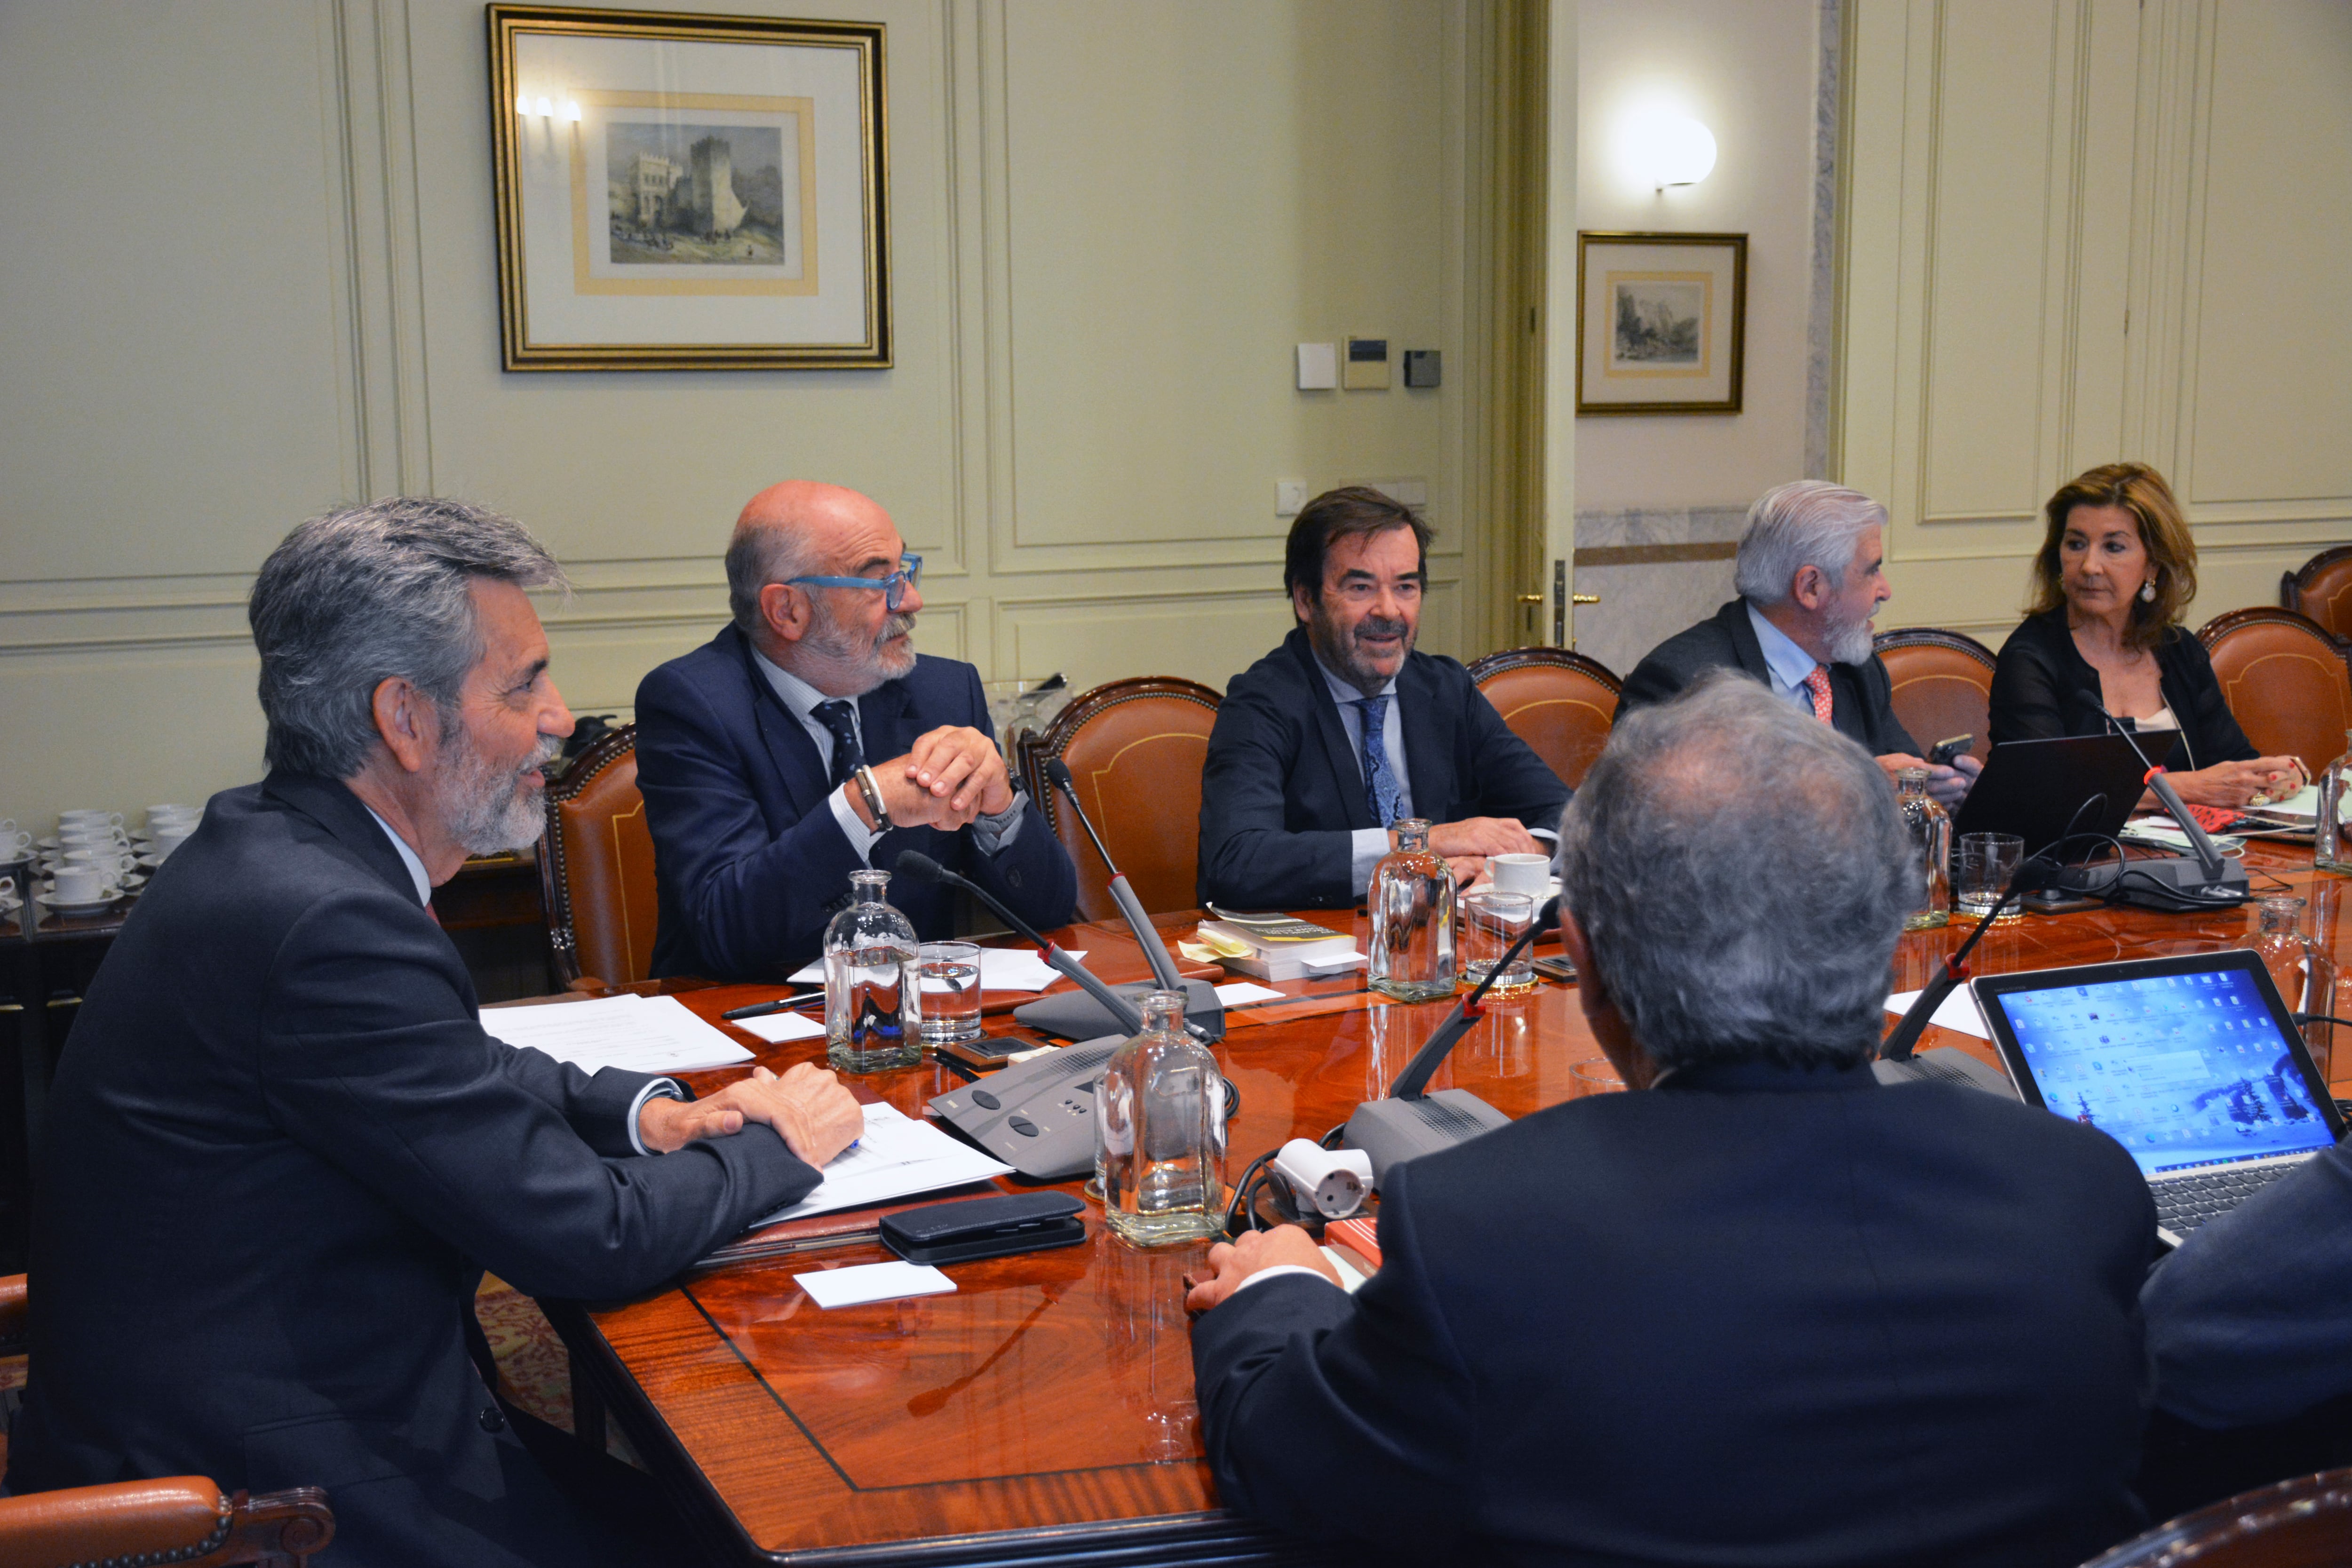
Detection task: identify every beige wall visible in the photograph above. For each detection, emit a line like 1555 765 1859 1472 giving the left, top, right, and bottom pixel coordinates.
1837 0 2352 646
0 0 1488 819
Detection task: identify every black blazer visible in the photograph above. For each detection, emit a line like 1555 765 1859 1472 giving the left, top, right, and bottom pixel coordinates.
1988 607 2257 773
5 773 818 1566
1619 597 1922 757
1196 628 1569 909
1191 1060 2158 1568
635 625 1077 981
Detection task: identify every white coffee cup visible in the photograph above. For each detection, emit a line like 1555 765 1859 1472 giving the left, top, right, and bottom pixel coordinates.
0 824 30 858
152 822 198 856
57 810 125 831
58 826 130 850
63 847 139 876
1489 851 1553 896
49 864 110 903
146 804 200 822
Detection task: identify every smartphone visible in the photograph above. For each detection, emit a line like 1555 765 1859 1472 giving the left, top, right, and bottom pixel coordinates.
1927 733 1974 767
1530 955 1578 983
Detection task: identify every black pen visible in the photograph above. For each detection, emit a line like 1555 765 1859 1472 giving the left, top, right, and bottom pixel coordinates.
721 990 824 1021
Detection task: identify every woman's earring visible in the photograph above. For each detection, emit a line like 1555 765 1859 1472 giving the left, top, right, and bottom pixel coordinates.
2140 579 2157 603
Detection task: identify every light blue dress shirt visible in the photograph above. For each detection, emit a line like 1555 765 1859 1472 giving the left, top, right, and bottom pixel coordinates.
1316 661 1415 898
1745 600 1829 715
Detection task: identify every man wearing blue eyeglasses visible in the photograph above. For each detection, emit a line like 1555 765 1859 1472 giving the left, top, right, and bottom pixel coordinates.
636 481 1076 980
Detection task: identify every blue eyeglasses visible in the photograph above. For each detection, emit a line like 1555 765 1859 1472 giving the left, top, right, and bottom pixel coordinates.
785 553 923 611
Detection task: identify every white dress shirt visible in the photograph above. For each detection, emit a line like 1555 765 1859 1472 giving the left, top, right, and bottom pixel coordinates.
366 804 675 1157
750 647 1027 861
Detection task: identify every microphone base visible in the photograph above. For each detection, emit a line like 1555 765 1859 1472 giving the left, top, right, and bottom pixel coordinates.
1872 1047 2017 1098
2060 853 2249 912
1345 1090 1511 1189
1014 978 1227 1042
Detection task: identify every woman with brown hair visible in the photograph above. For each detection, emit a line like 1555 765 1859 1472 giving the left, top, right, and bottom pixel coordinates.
1988 462 2304 809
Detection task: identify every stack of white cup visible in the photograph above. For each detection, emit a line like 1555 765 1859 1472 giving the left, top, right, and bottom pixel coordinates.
48 810 134 905
146 803 203 860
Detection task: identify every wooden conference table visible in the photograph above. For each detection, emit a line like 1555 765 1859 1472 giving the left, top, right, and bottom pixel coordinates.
537 846 2347 1567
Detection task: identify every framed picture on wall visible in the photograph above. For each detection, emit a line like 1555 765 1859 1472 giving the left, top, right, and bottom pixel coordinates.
487 5 889 370
1575 231 1746 414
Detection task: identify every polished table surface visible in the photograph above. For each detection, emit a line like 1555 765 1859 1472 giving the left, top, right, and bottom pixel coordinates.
543 846 2347 1566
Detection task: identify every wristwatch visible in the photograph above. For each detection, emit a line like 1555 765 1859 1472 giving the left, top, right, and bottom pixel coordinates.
851 764 892 833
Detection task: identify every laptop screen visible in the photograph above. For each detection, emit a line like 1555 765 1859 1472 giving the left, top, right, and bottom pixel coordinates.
1980 963 2337 1178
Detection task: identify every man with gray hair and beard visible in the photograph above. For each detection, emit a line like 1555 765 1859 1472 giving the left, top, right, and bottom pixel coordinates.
1185 677 2155 1566
1619 478 1980 805
7 500 864 1567
636 480 1075 980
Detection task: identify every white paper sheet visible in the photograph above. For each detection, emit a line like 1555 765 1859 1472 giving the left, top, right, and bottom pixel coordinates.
749 1102 1012 1227
1214 981 1286 1005
734 1010 826 1044
1883 987 1992 1041
795 1260 957 1308
787 948 1085 993
480 993 755 1074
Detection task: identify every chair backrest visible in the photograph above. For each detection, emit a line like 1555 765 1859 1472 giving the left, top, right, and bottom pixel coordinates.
2197 607 2352 780
1872 628 1998 764
1465 647 1623 790
2284 546 2352 643
1017 678 1222 920
2082 1466 2352 1568
538 724 659 988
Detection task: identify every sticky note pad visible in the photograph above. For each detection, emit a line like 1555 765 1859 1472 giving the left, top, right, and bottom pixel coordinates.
795 1260 958 1309
736 1011 825 1044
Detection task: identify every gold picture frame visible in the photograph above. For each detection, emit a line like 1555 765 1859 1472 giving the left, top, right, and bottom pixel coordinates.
488 4 890 370
1575 231 1746 415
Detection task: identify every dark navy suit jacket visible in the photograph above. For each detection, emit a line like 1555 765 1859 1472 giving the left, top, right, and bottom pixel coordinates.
635 625 1076 981
5 773 818 1567
1196 628 1569 909
1192 1061 2158 1568
1619 597 1922 757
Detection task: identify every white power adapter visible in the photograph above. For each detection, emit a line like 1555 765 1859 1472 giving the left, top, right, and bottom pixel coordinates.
1272 1138 1374 1219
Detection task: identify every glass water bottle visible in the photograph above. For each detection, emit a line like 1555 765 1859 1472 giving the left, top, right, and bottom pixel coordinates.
1897 768 1952 930
2318 730 2352 874
1095 990 1226 1247
823 869 921 1073
1368 818 1456 1002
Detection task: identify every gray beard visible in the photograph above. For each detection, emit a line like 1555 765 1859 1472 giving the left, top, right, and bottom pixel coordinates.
1823 610 1875 667
798 608 918 696
439 730 562 856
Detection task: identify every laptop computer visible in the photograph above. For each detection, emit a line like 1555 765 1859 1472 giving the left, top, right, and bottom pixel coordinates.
1974 951 2344 1248
1949 733 2148 859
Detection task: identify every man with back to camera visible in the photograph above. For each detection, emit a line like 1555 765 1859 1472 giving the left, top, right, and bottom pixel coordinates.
5 499 866 1567
635 481 1076 981
1196 486 1569 909
1185 676 2158 1567
1619 478 1981 806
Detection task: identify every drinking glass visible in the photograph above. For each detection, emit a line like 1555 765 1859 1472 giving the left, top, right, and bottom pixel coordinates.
1953 833 2025 923
1570 1059 1624 1097
917 940 985 1046
1459 889 1536 993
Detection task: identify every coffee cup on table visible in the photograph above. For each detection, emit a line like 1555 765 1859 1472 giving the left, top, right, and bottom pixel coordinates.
57 826 129 851
57 810 125 832
145 804 200 823
63 847 139 877
1488 852 1553 897
0 822 30 859
49 864 110 904
151 822 198 858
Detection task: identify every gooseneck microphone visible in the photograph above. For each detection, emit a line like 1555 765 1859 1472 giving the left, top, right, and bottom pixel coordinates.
1877 867 2048 1067
1041 758 1189 994
1389 896 1561 1100
2077 700 2247 909
892 850 1145 1036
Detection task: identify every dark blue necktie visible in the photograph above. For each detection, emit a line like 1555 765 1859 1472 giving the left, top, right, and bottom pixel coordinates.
811 700 865 789
1358 695 1403 827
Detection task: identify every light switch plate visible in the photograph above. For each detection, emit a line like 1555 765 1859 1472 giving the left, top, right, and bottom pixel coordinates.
1404 349 1441 388
1276 479 1307 517
1296 342 1337 390
1343 337 1391 390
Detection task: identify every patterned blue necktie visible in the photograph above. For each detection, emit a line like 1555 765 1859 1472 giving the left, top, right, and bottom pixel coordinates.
810 700 865 789
1358 695 1403 827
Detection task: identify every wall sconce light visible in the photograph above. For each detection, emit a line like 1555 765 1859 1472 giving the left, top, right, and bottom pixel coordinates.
534 96 554 119
1623 107 1717 191
562 101 581 122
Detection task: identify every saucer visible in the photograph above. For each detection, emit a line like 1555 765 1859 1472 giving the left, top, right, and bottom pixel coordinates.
35 889 120 917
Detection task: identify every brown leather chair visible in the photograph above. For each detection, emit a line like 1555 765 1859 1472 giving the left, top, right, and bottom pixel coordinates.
0 1274 335 1566
1872 628 1998 764
2081 1465 2352 1567
1465 647 1623 790
1015 678 1221 920
2284 546 2352 644
2197 607 2352 780
538 724 659 989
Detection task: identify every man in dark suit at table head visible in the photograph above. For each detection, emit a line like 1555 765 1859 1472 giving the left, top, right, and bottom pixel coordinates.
1196 486 1568 909
5 498 864 1568
636 481 1076 981
1618 478 1980 806
1187 675 2156 1567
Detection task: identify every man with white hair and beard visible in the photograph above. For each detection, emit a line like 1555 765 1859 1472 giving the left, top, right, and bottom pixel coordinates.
7 499 866 1566
1619 478 1981 805
635 481 1075 981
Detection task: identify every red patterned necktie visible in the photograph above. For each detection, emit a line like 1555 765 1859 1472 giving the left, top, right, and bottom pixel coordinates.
1801 665 1835 726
